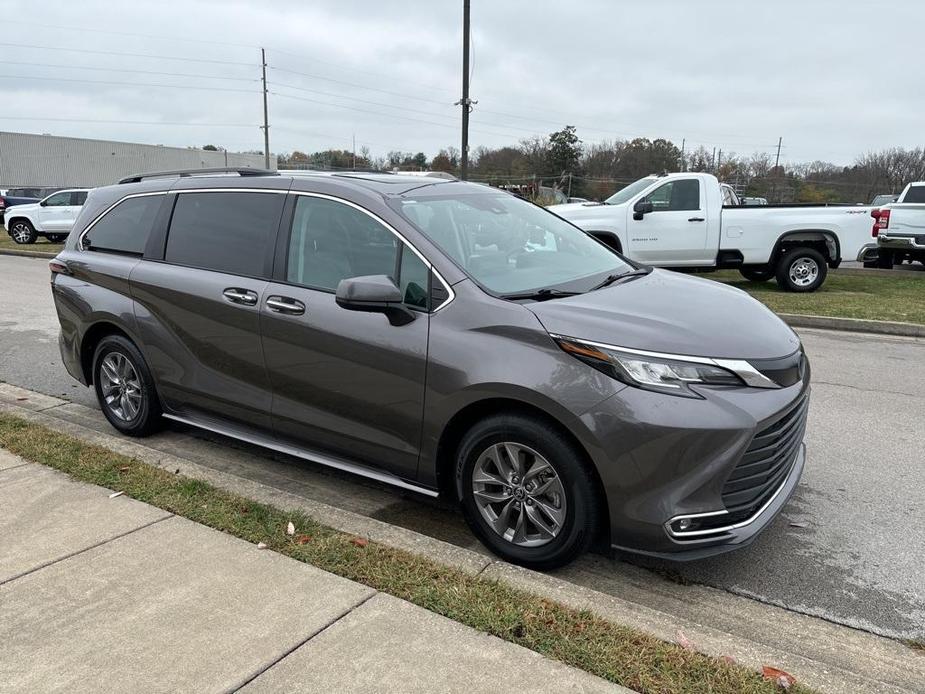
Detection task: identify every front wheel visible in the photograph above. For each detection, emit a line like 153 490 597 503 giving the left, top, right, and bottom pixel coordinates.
775 247 828 292
8 220 37 244
456 414 600 570
739 266 774 282
93 335 162 437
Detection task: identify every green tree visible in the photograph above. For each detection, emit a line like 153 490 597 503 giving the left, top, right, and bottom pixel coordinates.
546 125 582 176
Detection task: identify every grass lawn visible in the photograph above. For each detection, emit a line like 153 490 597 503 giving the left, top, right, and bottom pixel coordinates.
0 225 64 254
0 411 813 694
707 270 925 325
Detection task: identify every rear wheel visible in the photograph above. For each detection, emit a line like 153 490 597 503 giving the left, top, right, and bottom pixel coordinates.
8 220 37 244
739 266 774 282
92 335 162 437
45 233 67 243
455 414 600 569
877 250 894 269
775 247 827 292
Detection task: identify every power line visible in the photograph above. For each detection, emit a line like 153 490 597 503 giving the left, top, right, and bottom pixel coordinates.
269 66 448 105
0 60 258 82
0 73 259 94
0 116 256 127
0 42 257 66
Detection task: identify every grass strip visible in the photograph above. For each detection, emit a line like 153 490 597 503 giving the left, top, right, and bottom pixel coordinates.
708 270 925 325
0 411 810 694
0 229 64 254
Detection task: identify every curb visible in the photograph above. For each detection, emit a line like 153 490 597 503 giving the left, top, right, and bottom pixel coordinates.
0 248 56 259
1 384 922 694
782 313 925 338
833 266 924 278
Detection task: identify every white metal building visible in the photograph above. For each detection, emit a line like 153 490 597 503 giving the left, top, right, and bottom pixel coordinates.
0 131 270 187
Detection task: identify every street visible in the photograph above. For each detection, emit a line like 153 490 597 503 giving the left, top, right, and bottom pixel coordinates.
1 253 923 641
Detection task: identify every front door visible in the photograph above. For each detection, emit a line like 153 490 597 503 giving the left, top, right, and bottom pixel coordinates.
37 191 73 231
260 194 431 479
131 190 285 431
628 177 710 265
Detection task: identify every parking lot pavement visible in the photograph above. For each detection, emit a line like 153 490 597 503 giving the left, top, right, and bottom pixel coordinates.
1 254 923 641
0 458 623 694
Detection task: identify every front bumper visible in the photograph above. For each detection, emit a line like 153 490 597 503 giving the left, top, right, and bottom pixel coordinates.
579 367 810 560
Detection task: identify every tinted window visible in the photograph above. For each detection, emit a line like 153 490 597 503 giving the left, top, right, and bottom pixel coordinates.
85 195 163 255
904 186 925 203
645 179 701 211
287 196 399 291
398 246 430 309
44 192 71 207
165 192 284 277
72 191 88 206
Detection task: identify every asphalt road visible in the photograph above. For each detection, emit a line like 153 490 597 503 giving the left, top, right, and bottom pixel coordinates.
1 254 923 641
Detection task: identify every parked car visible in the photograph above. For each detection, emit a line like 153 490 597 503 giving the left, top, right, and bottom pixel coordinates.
549 172 876 292
51 167 809 569
870 193 899 207
743 197 769 206
874 181 925 268
4 189 90 243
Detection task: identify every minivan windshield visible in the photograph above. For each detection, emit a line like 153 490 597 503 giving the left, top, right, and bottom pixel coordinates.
604 177 657 205
393 191 631 295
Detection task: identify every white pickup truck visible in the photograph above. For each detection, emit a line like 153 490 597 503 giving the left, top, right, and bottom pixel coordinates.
549 172 876 292
3 189 90 244
874 181 925 268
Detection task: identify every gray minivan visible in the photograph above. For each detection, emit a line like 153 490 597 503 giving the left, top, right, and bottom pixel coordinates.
51 168 809 569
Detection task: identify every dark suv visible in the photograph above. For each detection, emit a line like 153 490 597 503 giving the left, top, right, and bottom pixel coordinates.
51 168 810 568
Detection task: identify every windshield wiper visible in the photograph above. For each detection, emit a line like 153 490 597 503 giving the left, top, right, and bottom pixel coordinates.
590 267 651 291
500 288 583 302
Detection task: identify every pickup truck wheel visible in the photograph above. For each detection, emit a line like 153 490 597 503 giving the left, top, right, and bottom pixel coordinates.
8 220 37 244
876 250 894 269
739 266 774 282
45 233 67 243
776 247 827 292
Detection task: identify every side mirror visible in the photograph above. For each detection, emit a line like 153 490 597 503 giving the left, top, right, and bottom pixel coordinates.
39 200 48 207
335 275 415 326
632 199 654 220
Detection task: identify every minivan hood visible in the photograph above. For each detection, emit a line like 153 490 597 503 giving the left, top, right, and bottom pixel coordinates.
528 269 800 360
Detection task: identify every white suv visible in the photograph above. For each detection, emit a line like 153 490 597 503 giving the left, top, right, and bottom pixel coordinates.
4 189 91 244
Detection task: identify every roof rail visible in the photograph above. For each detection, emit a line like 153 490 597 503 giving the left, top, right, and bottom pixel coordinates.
118 167 278 185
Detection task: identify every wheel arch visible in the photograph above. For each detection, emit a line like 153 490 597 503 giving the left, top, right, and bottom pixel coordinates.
772 229 840 267
433 396 611 544
586 229 623 254
79 320 136 385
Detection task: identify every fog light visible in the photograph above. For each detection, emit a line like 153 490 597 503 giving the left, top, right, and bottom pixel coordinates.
678 519 692 531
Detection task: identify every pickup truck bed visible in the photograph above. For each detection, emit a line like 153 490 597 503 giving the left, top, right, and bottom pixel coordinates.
875 181 925 268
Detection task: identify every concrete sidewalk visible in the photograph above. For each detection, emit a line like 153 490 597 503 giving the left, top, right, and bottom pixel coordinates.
0 450 625 694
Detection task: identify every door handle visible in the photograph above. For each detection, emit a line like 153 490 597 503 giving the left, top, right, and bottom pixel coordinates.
688 217 705 222
266 296 305 315
223 288 258 306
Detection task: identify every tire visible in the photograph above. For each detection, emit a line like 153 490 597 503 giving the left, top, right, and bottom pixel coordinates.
45 233 67 243
8 219 37 244
455 413 600 570
877 250 894 269
739 266 774 282
775 247 828 292
92 335 162 437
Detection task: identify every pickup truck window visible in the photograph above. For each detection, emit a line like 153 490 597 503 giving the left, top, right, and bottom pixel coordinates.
903 186 925 203
605 177 656 205
644 179 700 212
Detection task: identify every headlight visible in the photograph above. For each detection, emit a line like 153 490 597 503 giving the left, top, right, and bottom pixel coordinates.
553 336 744 398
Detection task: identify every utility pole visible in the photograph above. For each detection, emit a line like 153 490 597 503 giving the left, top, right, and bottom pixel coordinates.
260 48 270 170
717 149 723 171
774 136 782 170
352 134 357 170
711 147 716 171
679 138 685 172
457 0 472 180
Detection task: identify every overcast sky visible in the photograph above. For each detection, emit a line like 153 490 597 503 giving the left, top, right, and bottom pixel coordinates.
0 0 920 166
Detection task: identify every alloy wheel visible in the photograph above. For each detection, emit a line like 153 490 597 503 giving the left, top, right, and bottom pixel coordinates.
99 352 143 421
471 442 567 547
10 222 32 243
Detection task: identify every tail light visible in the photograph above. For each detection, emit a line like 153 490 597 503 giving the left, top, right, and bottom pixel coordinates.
0 197 6 210
49 259 71 277
871 208 890 237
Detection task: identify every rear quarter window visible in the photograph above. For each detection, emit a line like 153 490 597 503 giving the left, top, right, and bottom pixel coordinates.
902 186 925 203
84 195 164 255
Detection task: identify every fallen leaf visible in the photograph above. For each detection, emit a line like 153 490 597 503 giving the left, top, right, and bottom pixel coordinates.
350 537 369 548
174 468 180 475
16 397 28 401
286 521 295 536
256 542 268 549
761 666 796 689
108 491 124 499
296 534 313 545
677 630 694 650
720 655 737 665
118 466 130 473
789 521 808 528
